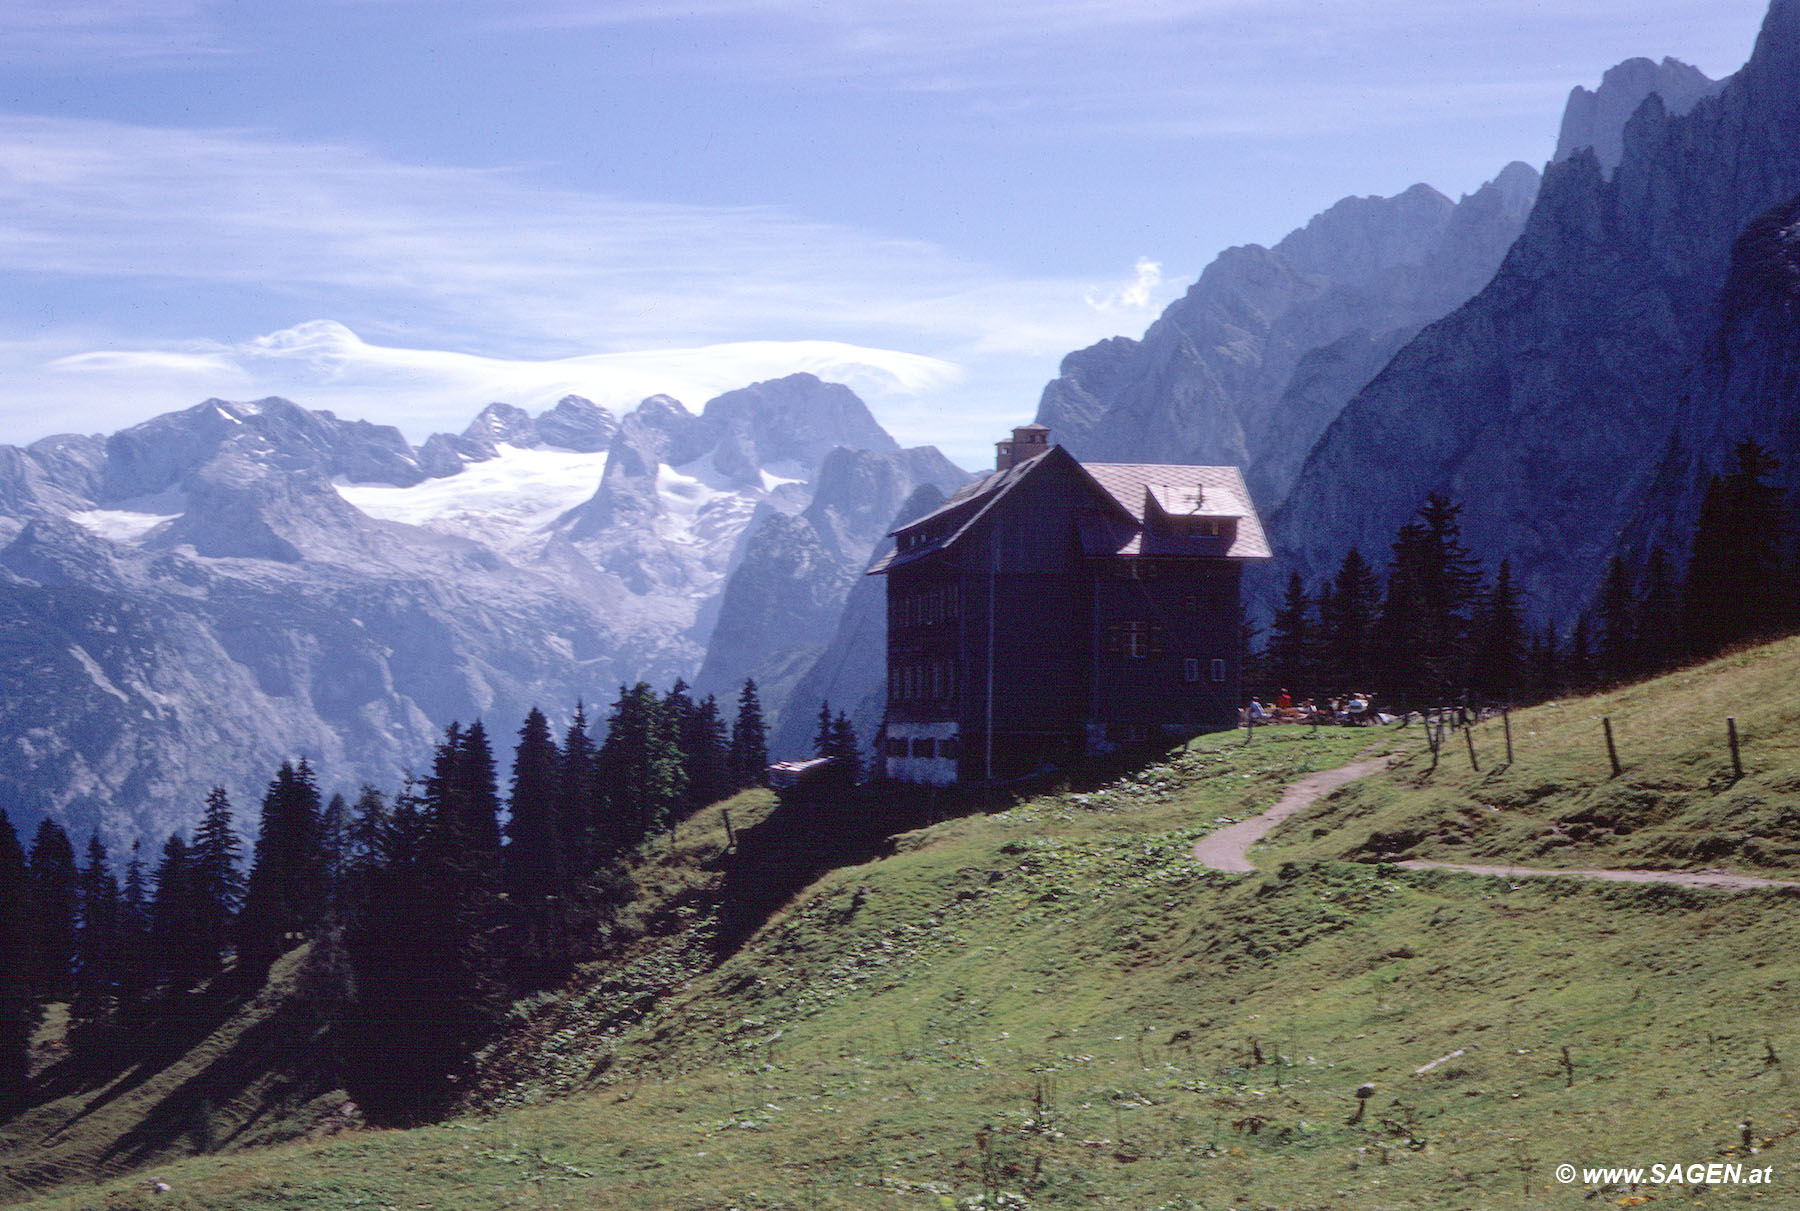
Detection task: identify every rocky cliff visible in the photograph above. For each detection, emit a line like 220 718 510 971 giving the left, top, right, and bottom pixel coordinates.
1267 0 1800 622
1035 163 1540 512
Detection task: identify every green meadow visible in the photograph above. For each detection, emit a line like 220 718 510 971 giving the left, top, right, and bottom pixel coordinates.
13 641 1800 1210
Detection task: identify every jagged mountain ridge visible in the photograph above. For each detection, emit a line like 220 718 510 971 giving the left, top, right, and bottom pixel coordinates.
1 374 944 850
1266 0 1800 624
1035 162 1541 513
694 446 971 738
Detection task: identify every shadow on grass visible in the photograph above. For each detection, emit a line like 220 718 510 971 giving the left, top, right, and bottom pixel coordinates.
714 747 1177 956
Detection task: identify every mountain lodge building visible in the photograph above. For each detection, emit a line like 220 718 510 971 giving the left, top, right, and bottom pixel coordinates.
869 425 1269 785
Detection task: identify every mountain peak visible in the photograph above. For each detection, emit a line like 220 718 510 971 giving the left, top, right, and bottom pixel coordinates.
1554 55 1720 173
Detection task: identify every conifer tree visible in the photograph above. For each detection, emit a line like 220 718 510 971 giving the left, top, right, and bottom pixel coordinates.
318 792 349 916
728 679 769 790
73 834 122 1018
345 729 507 1123
240 760 325 969
1683 439 1785 655
680 694 732 811
1470 560 1526 703
117 840 153 1010
555 703 601 877
813 700 835 758
0 810 37 1113
1319 547 1381 692
504 707 566 903
828 711 862 782
1377 496 1481 701
27 820 78 1001
1595 556 1639 683
150 835 204 990
191 787 244 975
1527 621 1561 700
1265 572 1314 696
1567 616 1596 692
1636 547 1682 673
597 684 687 848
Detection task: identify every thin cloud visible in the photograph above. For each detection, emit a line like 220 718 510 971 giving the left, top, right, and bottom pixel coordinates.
0 114 1121 358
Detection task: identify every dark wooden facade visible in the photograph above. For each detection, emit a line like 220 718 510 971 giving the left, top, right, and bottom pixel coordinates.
870 428 1269 784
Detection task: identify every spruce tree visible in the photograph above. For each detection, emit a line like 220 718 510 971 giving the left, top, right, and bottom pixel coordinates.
1319 547 1381 692
728 679 769 790
680 694 732 811
813 700 835 758
1683 439 1785 656
73 834 122 1018
1470 560 1526 703
555 703 601 878
1265 572 1314 696
1636 547 1682 673
150 835 203 990
0 811 37 1113
597 684 687 848
117 840 153 1011
318 792 350 917
27 821 78 1001
191 787 244 975
1596 555 1639 683
504 707 565 903
240 760 325 969
828 711 862 782
345 729 507 1123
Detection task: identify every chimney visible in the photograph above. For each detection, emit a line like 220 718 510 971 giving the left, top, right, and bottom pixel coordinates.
995 423 1051 471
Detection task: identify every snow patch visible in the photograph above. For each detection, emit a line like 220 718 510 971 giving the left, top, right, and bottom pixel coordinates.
68 645 130 704
334 444 610 552
70 493 186 544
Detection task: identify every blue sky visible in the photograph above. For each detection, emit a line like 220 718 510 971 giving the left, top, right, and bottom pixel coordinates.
0 0 1772 467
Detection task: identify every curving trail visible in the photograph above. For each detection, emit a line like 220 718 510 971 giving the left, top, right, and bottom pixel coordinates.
1192 758 1800 891
1192 758 1388 872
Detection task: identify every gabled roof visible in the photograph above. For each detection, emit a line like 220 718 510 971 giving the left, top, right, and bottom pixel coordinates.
869 445 1268 573
1081 463 1270 559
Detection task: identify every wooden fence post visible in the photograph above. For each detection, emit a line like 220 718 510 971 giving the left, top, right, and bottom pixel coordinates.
722 808 735 850
1728 717 1744 781
1464 726 1480 772
1502 708 1514 765
1603 716 1622 778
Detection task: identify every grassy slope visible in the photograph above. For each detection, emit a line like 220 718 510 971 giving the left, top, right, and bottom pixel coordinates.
16 641 1800 1210
1261 634 1800 874
0 948 355 1205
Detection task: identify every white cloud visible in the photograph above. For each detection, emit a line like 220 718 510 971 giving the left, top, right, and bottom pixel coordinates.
33 320 963 439
1085 257 1164 313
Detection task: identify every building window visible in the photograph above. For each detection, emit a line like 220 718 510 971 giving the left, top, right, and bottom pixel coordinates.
1123 620 1149 658
1210 658 1227 683
911 738 936 758
941 736 959 759
1183 658 1200 683
887 738 908 758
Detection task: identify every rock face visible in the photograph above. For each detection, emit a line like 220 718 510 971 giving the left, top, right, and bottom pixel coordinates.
765 483 952 762
692 446 970 733
0 374 925 850
1268 0 1800 622
1035 163 1540 513
1554 57 1724 174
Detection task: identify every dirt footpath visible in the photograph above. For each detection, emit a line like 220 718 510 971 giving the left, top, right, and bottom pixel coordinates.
1192 758 1389 872
1190 756 1800 891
